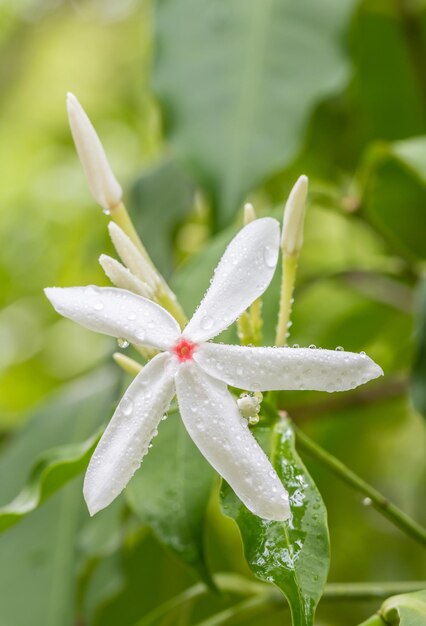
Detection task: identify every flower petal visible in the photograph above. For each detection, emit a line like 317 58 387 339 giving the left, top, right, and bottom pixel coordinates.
194 343 383 392
45 286 180 350
183 218 280 343
84 352 177 515
175 362 290 521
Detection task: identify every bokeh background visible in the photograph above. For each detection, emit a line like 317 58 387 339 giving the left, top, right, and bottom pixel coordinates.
0 0 425 625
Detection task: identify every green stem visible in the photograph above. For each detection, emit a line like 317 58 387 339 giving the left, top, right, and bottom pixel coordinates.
294 424 426 548
357 616 384 626
276 253 298 346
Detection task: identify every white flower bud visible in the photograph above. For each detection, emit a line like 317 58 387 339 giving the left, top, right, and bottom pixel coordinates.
237 393 261 420
99 254 154 299
280 175 308 255
108 222 160 289
67 92 122 212
243 202 256 225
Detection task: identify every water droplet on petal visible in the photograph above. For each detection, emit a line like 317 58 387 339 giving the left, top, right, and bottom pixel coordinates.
121 397 133 416
200 314 214 330
263 245 278 268
117 337 129 349
93 301 104 311
102 207 111 216
292 343 299 349
360 351 366 358
335 346 344 351
309 344 316 350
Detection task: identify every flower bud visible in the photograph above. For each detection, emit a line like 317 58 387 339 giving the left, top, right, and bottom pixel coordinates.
280 175 308 255
108 222 160 290
99 254 154 299
243 202 256 225
67 92 122 212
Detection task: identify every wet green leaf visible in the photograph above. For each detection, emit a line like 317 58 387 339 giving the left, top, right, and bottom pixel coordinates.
154 0 357 224
126 408 215 585
221 416 329 626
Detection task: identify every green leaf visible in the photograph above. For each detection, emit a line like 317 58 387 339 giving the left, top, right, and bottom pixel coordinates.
126 408 215 585
130 159 195 275
411 278 426 419
358 590 426 626
0 367 121 626
0 431 99 533
362 137 426 260
221 416 329 626
154 0 357 225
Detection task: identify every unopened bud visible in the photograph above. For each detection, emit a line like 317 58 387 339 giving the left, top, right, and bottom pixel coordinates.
99 254 154 299
280 175 308 255
67 92 122 212
243 202 256 225
238 392 262 421
108 222 160 289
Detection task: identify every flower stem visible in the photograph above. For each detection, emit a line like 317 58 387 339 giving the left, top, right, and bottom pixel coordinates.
276 253 298 346
293 424 426 547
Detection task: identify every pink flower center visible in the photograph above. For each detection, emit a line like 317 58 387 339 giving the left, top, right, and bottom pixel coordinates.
173 338 197 362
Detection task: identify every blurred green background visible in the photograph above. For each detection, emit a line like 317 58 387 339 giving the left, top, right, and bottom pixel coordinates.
0 0 425 625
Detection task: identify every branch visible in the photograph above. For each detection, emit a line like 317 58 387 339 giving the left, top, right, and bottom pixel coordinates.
294 424 426 547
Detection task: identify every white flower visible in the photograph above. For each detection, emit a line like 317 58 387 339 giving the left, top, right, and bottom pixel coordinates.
45 218 383 521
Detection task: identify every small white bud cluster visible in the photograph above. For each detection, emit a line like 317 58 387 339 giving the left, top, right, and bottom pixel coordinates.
238 392 263 425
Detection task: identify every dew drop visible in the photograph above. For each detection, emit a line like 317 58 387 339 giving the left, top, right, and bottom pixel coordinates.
263 245 278 268
292 343 300 349
360 351 366 358
93 301 104 311
136 330 145 343
121 397 133 416
200 314 214 330
248 415 259 426
117 337 129 349
309 344 316 350
362 497 372 506
335 346 344 351
102 207 111 216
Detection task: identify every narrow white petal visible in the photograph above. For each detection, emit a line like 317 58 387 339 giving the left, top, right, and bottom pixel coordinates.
175 362 290 521
45 286 180 350
108 222 159 288
183 218 280 343
194 343 383 392
84 352 177 515
99 254 154 298
67 93 122 211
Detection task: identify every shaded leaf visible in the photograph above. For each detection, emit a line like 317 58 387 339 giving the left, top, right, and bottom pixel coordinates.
411 278 426 419
130 159 195 275
362 137 426 259
221 415 329 626
154 0 357 225
0 368 121 626
126 408 215 585
358 590 426 626
0 431 99 533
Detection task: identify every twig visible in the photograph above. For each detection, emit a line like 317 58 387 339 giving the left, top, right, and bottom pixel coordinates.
294 424 426 547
